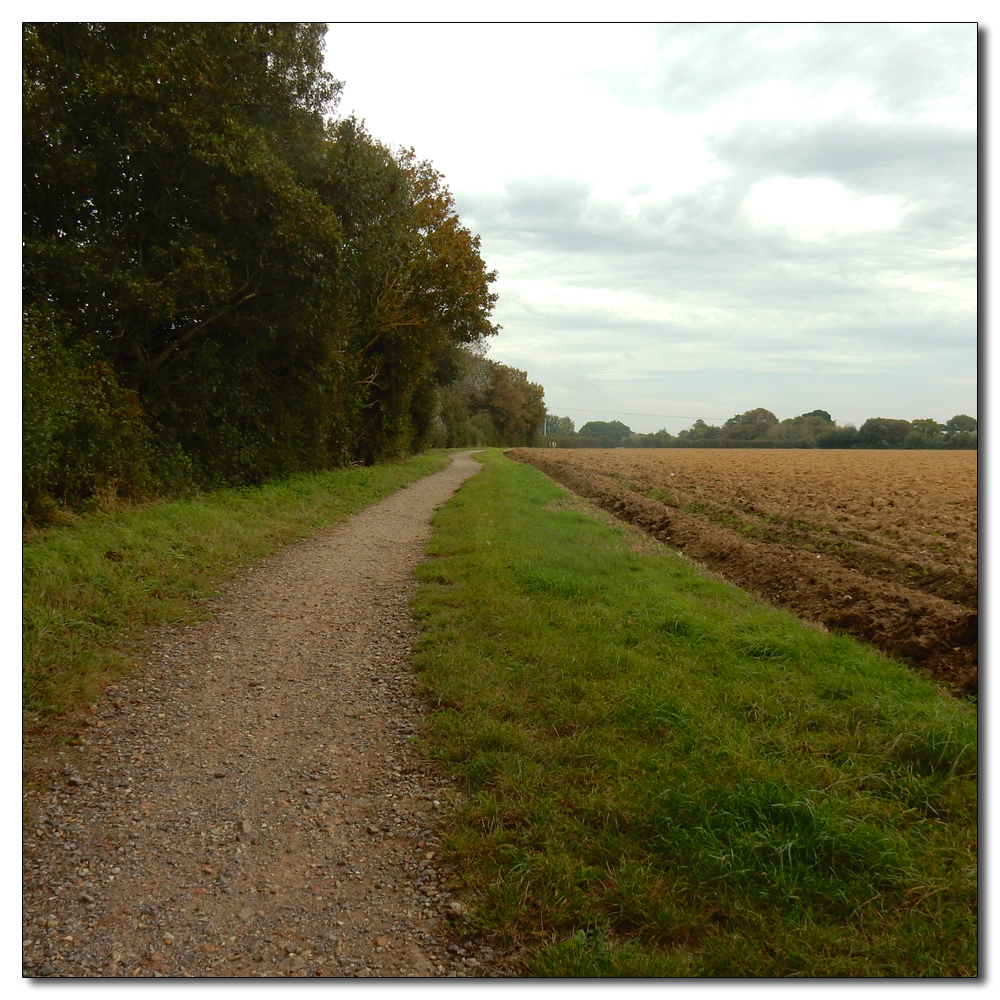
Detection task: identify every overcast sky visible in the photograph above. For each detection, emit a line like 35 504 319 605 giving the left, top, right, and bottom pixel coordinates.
336 23 971 434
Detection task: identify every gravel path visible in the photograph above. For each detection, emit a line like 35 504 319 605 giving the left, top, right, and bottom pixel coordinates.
22 451 511 979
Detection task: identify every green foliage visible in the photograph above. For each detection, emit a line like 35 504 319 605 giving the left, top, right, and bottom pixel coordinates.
946 414 977 436
23 305 152 513
909 418 945 440
437 351 546 447
777 411 835 447
678 418 723 443
577 420 632 447
944 415 977 450
904 420 945 449
544 415 576 435
410 452 977 977
24 23 343 372
817 425 861 449
23 23 506 512
623 409 971 451
324 128 501 461
946 431 978 450
622 428 676 448
24 22 351 493
724 407 779 441
858 417 913 448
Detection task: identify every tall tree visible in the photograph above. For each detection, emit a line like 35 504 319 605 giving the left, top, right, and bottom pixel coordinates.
544 415 575 435
23 22 506 508
324 137 500 460
777 411 834 447
437 351 545 447
578 420 632 447
857 417 912 448
23 22 349 482
724 407 779 441
480 362 545 446
945 414 977 437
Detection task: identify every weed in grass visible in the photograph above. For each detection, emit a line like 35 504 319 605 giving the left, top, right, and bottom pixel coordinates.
411 450 977 977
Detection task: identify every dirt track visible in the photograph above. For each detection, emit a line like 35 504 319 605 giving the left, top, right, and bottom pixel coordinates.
508 448 977 695
22 451 519 979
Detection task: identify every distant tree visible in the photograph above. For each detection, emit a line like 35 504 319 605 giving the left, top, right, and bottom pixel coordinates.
817 425 859 449
483 363 546 445
905 418 946 448
544 415 575 435
578 420 632 447
858 417 912 448
948 431 978 450
946 414 977 437
621 428 675 448
911 418 945 437
775 411 834 447
724 408 779 441
679 418 722 442
436 351 544 447
943 414 977 450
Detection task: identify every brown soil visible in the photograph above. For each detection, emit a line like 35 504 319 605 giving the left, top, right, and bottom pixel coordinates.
23 451 521 979
508 448 977 696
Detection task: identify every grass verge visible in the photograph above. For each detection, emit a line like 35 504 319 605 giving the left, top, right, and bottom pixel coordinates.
411 450 977 977
23 451 451 726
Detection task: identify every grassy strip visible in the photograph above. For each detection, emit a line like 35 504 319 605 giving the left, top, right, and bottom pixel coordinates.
411 451 977 977
23 451 451 724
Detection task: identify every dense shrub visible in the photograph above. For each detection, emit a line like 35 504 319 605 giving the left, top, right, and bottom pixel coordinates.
23 307 153 514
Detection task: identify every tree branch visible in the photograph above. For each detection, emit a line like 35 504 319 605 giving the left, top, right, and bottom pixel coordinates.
150 266 263 370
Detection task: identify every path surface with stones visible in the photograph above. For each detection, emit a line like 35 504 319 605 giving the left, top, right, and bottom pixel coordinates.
23 451 514 978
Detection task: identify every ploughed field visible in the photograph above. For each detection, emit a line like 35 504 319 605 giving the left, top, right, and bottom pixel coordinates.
507 448 978 694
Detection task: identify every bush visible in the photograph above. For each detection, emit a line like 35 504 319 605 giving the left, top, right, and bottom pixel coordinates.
816 426 860 449
23 306 154 516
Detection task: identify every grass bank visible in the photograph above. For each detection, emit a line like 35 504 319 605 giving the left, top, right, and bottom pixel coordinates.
411 451 977 977
23 451 451 726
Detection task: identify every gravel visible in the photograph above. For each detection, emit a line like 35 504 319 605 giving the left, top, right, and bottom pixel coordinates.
23 451 517 978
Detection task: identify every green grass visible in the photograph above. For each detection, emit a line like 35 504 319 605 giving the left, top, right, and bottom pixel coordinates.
411 451 977 977
23 451 451 723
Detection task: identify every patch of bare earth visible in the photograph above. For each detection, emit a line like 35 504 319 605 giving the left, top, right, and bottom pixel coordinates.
508 448 977 696
22 451 518 979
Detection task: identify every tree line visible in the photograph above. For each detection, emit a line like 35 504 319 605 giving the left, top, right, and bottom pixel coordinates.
23 23 542 518
542 409 978 450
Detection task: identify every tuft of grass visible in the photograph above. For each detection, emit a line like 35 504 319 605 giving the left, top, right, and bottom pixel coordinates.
411 450 977 977
23 451 450 724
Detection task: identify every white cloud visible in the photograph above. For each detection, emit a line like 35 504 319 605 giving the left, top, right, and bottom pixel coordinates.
744 177 906 238
323 22 977 430
501 279 733 328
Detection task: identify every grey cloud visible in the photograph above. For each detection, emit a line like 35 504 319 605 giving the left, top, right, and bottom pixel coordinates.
461 175 750 260
454 24 975 429
466 176 965 312
709 119 976 204
500 177 593 225
467 150 974 286
642 23 975 120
